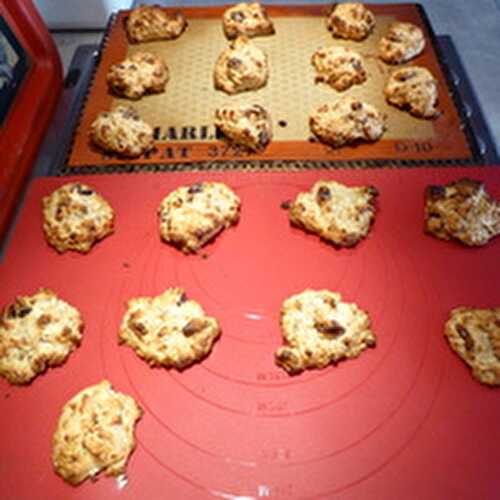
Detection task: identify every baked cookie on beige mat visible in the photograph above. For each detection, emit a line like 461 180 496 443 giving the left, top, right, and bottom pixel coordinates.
0 289 83 385
379 22 425 64
106 52 169 100
222 2 275 39
42 182 114 254
384 66 439 118
311 46 367 91
214 36 269 94
287 179 378 247
158 181 240 254
425 178 500 246
275 289 376 375
90 106 154 158
215 103 272 152
119 288 221 370
52 380 142 485
310 96 385 148
326 2 375 41
126 5 187 43
445 307 500 386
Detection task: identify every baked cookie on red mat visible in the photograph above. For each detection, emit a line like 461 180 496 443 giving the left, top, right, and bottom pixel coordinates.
119 288 221 370
158 181 241 254
275 289 376 375
0 289 83 385
42 182 114 253
287 179 378 247
52 380 142 485
445 306 500 386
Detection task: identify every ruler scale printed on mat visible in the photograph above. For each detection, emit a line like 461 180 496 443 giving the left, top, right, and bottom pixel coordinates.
67 4 476 170
1 167 499 499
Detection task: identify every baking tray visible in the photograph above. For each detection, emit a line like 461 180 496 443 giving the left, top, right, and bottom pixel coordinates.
66 4 478 170
1 166 499 499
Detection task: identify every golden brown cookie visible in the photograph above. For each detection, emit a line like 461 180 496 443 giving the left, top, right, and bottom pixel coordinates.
158 181 241 254
425 178 500 246
222 2 275 39
119 288 221 370
215 103 272 152
52 380 142 485
275 289 376 374
0 289 83 385
90 106 155 158
288 179 378 247
126 6 187 43
214 36 269 94
384 66 439 118
42 182 114 254
106 52 169 99
445 307 500 386
379 22 425 64
326 2 375 41
310 96 385 148
311 46 367 91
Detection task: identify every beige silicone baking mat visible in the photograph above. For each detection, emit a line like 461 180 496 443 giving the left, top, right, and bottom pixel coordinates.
68 4 472 166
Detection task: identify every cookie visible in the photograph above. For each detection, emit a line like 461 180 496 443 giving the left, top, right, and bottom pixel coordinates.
0 289 83 385
119 288 221 370
214 36 269 95
126 6 187 43
310 96 385 148
215 103 272 152
158 181 240 254
379 22 425 64
222 2 275 39
311 46 367 91
90 106 155 158
445 307 500 386
52 380 142 485
425 178 500 246
106 52 169 100
384 66 439 118
326 2 375 41
288 179 378 247
42 182 115 254
275 289 376 374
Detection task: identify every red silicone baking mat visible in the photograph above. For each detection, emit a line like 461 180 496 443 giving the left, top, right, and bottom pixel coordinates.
0 167 499 500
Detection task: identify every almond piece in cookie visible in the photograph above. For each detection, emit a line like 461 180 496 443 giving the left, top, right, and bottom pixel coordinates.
445 307 500 386
158 181 240 254
52 380 142 485
425 178 500 246
119 288 221 370
275 289 376 374
0 289 83 385
288 179 378 247
90 106 154 158
126 6 187 43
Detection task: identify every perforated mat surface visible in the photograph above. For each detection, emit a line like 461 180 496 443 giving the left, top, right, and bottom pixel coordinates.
68 4 474 168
